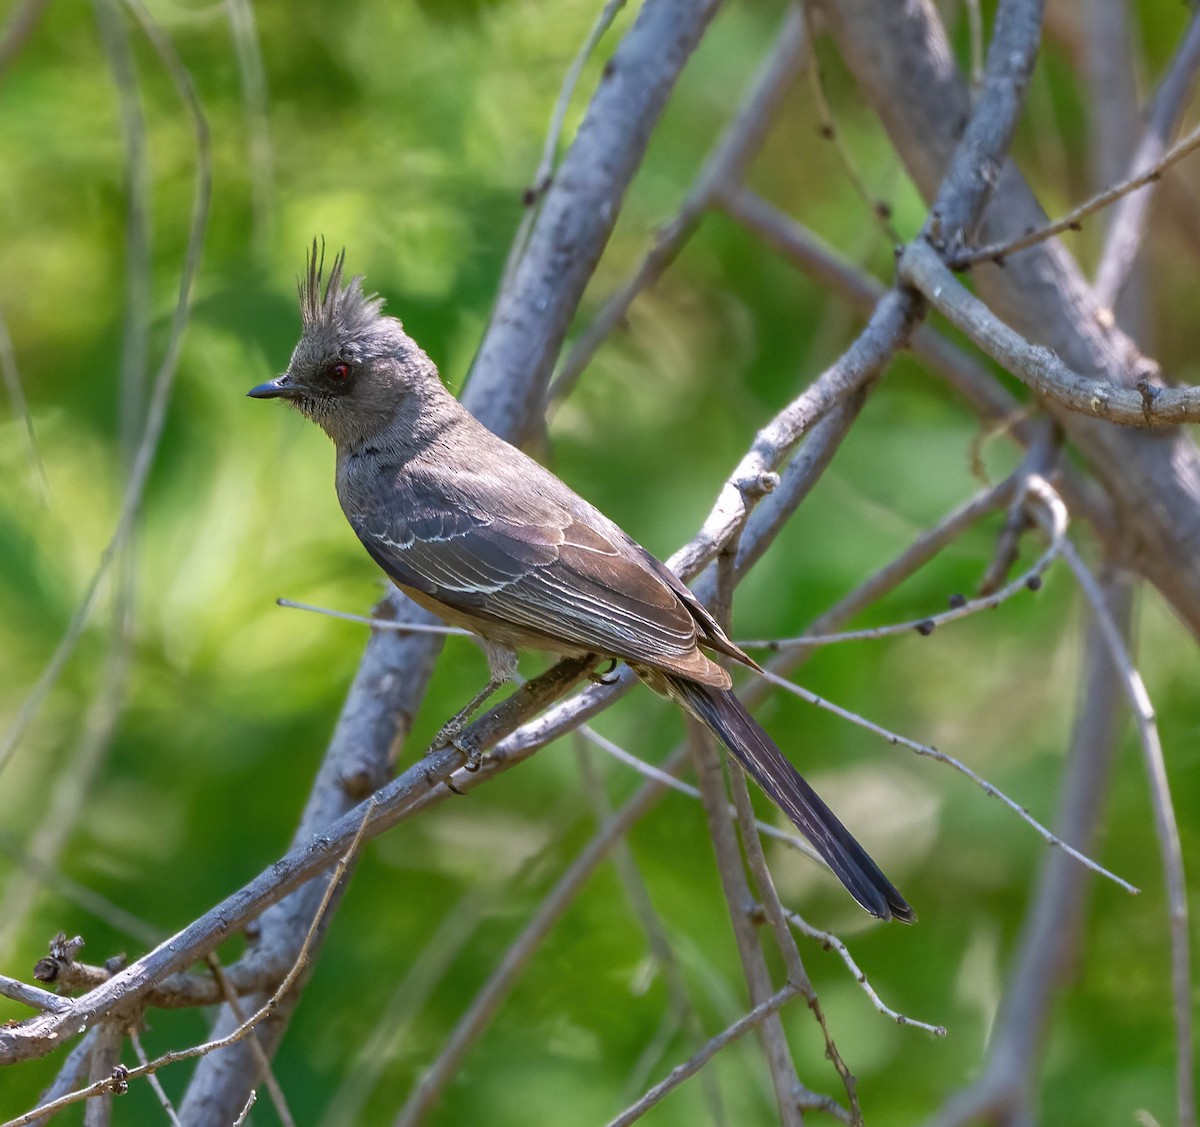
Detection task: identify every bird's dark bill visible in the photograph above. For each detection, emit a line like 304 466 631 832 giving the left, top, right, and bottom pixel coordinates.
247 375 299 399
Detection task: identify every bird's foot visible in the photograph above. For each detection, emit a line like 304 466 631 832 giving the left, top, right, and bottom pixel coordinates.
429 717 483 767
589 659 621 686
426 724 484 795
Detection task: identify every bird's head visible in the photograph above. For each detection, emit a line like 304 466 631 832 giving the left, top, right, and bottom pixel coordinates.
248 241 441 448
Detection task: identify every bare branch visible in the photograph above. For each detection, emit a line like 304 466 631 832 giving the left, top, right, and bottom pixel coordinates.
497 0 627 294
928 576 1131 1127
784 908 946 1037
683 723 806 1127
716 185 1028 430
1058 543 1195 1127
925 0 1045 253
672 287 920 579
0 311 49 501
548 2 807 406
391 749 684 1127
800 3 900 245
0 976 71 1015
956 116 1200 270
0 0 50 79
225 0 274 255
603 982 807 1127
464 0 724 442
275 597 470 638
0 0 211 780
5 803 373 1127
739 474 1061 649
900 241 1200 425
1095 11 1200 310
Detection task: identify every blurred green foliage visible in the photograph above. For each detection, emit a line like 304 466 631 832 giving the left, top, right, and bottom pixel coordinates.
1 0 1199 1123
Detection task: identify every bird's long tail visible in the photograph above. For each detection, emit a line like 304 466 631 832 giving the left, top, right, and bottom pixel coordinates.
664 675 915 923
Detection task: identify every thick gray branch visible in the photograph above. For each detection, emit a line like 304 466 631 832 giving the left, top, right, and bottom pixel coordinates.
816 0 1200 637
464 0 723 442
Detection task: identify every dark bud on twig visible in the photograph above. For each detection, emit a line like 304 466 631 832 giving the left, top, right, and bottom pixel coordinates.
33 957 60 982
915 619 936 636
818 123 834 139
948 593 967 609
34 932 85 981
1026 575 1043 592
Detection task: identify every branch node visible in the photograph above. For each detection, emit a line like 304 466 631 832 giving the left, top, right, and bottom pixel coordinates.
737 470 779 500
109 1063 130 1096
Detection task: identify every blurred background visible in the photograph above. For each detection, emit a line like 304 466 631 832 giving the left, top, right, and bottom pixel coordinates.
0 0 1198 1122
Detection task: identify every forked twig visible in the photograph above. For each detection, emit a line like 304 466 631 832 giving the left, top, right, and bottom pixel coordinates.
3 801 375 1127
954 118 1200 268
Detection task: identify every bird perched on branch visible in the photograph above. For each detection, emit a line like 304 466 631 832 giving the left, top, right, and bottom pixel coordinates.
249 244 914 923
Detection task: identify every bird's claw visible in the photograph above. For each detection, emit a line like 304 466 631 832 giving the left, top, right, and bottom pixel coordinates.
453 731 483 771
589 659 621 686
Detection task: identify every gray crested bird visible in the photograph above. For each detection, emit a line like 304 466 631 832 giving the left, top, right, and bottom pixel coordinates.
249 246 914 924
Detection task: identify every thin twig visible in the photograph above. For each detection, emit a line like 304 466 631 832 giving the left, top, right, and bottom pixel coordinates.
0 0 211 780
603 982 805 1127
712 550 830 1124
0 977 71 1014
1058 542 1194 1127
955 118 1200 268
318 893 491 1127
276 597 471 637
574 739 720 1115
206 956 297 1127
2 802 374 1127
576 723 822 865
684 718 806 1127
0 312 50 500
0 0 51 78
547 3 807 405
755 665 1137 894
716 186 1026 430
224 0 274 254
129 1032 183 1127
738 505 1060 649
497 0 627 295
927 574 1132 1127
784 908 946 1036
27 1028 100 1127
1094 10 1200 310
392 769 678 1127
801 4 900 243
231 1093 257 1127
0 834 161 949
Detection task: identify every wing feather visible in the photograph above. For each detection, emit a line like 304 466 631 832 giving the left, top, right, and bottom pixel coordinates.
344 462 710 667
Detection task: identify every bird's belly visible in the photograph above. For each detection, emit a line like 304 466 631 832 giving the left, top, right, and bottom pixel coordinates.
392 581 594 660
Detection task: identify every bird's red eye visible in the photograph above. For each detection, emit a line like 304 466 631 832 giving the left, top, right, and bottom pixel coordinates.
329 362 351 382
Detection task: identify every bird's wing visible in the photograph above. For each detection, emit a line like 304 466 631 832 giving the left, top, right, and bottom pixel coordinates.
344 462 717 672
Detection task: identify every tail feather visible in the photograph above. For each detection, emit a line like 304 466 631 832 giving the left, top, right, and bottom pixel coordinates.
666 675 915 923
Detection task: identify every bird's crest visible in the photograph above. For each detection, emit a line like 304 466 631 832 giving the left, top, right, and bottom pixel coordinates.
298 239 386 340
